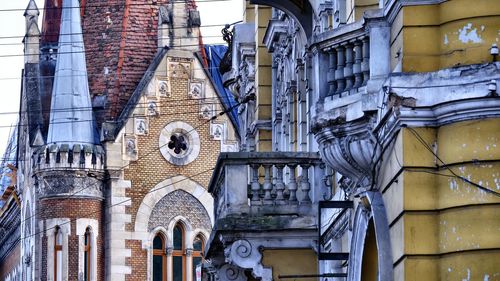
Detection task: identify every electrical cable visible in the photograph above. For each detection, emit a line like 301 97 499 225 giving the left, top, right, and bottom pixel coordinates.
2 95 250 246
0 0 234 13
403 126 500 197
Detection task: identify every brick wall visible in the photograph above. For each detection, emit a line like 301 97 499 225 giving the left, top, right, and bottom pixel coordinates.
123 66 231 280
126 240 147 281
0 244 20 280
39 198 104 281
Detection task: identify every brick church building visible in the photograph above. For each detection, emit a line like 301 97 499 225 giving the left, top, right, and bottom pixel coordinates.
0 0 239 280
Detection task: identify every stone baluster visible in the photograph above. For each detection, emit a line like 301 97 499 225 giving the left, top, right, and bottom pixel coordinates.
344 43 354 91
275 164 286 204
288 165 298 203
361 37 370 85
335 46 345 94
300 164 311 203
353 40 363 88
250 164 261 203
327 48 337 96
262 165 273 204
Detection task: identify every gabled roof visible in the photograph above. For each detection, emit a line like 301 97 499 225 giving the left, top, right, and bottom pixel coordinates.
114 46 170 136
112 46 240 139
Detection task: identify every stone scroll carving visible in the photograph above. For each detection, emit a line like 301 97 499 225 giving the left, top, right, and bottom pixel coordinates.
224 240 272 281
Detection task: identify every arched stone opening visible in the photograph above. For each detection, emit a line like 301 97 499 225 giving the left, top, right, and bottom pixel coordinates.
348 192 393 281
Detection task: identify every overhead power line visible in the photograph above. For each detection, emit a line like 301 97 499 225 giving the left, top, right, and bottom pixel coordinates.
2 95 249 246
402 126 500 197
0 42 226 58
0 23 230 40
0 0 233 13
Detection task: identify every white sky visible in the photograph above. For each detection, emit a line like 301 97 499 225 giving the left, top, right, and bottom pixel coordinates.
0 0 243 157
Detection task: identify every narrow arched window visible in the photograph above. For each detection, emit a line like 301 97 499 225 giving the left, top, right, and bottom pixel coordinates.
84 227 91 281
54 227 63 281
172 224 185 281
192 235 204 281
153 233 167 281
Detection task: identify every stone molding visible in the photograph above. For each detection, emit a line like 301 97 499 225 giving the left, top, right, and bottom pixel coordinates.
45 218 70 281
348 192 393 281
134 175 214 248
76 218 98 281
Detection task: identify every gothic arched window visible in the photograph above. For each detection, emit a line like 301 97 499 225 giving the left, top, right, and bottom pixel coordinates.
153 233 167 281
54 227 63 281
172 224 185 281
84 227 91 281
192 235 204 281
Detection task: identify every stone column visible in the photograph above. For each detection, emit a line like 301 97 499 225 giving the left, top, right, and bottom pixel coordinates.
335 46 346 94
167 247 173 281
186 249 193 281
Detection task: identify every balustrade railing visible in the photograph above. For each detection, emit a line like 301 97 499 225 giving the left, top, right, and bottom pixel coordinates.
316 21 369 97
208 152 326 218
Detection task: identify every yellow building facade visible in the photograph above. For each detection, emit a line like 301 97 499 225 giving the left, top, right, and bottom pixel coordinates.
205 0 500 280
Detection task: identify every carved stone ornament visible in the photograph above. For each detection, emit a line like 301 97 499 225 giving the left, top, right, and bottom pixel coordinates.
218 264 247 281
147 100 159 116
168 58 192 79
210 124 224 141
200 104 215 120
134 118 148 135
124 135 138 161
313 114 378 188
225 240 272 280
189 80 204 99
157 78 171 97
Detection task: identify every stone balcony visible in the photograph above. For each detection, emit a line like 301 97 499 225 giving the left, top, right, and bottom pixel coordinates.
205 152 328 279
315 20 370 98
208 152 327 221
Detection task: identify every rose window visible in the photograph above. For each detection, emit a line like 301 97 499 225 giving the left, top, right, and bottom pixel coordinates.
168 134 188 154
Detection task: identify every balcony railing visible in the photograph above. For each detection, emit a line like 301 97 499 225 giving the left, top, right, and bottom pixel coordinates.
314 21 369 97
208 152 326 219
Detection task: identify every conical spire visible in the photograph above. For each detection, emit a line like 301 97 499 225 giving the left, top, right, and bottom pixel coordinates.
47 0 96 145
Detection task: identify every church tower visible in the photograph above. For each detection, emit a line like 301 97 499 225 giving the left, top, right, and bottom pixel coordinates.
34 0 105 280
10 0 239 280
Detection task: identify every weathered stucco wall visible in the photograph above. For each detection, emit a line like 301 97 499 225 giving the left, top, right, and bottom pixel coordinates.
390 0 500 72
383 119 500 281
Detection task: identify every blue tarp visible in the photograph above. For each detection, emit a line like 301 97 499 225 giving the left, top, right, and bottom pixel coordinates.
204 45 240 129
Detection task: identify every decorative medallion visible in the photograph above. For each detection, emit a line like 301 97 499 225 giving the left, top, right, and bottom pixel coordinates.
189 80 204 99
147 100 159 116
157 78 171 97
210 123 224 141
200 104 215 120
134 118 148 135
124 135 138 160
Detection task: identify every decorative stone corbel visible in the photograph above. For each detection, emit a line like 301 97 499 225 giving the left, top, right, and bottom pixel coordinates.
217 264 247 281
225 240 272 281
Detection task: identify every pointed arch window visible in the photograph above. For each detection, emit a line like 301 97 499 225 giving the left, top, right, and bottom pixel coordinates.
153 233 167 281
172 224 185 281
84 227 91 281
192 235 205 281
54 227 63 281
